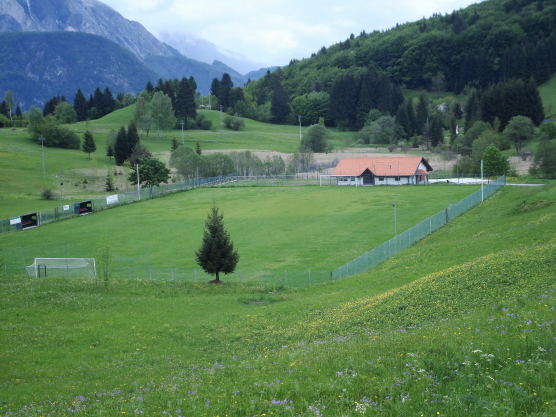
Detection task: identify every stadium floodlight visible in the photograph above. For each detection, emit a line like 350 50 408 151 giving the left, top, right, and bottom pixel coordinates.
25 258 96 278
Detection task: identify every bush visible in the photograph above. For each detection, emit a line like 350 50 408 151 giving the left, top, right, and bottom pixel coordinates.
40 188 56 200
200 118 213 130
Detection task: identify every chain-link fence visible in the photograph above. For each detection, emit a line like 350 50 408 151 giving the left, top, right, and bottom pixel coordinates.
331 175 506 279
1 175 505 286
0 173 239 235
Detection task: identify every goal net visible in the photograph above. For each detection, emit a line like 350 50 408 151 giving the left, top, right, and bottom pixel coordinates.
25 258 96 278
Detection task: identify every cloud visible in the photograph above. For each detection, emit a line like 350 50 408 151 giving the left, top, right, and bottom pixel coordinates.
101 0 482 66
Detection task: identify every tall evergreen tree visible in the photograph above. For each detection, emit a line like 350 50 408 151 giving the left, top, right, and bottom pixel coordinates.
175 77 196 121
102 87 115 117
126 121 140 159
218 73 234 109
416 93 429 133
81 130 96 159
73 89 89 122
270 77 290 124
195 205 240 283
114 126 128 165
210 78 220 97
145 81 154 94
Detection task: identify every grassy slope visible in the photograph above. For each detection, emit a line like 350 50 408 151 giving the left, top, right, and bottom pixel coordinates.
0 108 358 220
1 185 478 270
1 184 555 416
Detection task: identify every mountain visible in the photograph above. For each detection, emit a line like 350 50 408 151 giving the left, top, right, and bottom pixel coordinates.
157 31 268 75
0 0 278 104
0 0 176 60
0 31 160 109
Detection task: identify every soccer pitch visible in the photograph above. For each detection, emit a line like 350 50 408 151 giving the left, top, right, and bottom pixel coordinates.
2 184 478 271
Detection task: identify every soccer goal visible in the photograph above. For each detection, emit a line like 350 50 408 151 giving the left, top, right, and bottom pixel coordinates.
25 258 96 278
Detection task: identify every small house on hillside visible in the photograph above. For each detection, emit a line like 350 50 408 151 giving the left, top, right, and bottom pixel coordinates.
331 156 433 186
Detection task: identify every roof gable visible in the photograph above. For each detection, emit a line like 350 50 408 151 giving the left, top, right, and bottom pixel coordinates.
332 157 433 177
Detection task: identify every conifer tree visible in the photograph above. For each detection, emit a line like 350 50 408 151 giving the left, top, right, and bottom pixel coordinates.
195 205 239 283
82 131 96 159
106 143 114 161
73 89 89 122
175 77 196 121
114 126 128 165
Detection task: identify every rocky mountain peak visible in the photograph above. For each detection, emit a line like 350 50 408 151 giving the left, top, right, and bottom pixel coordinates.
0 0 176 60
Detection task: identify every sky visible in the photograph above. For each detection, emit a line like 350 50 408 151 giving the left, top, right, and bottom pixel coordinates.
100 0 482 67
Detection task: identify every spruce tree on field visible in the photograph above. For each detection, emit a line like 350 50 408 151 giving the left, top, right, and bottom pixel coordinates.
114 126 128 165
171 138 179 151
126 121 140 158
106 143 114 161
195 205 239 283
210 77 220 97
416 93 429 133
218 73 234 109
82 130 96 159
93 88 104 116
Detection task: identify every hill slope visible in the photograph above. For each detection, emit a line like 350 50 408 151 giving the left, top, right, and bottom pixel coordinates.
0 31 161 109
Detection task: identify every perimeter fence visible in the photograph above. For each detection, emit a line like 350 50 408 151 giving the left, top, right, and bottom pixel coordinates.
331 175 506 279
2 176 506 286
1 174 326 235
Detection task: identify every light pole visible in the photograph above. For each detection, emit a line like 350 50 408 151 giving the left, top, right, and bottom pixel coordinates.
181 120 185 146
136 163 141 200
298 115 302 141
39 136 46 178
392 202 397 237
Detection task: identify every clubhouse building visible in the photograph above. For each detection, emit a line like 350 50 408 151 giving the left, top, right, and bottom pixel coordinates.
331 156 433 186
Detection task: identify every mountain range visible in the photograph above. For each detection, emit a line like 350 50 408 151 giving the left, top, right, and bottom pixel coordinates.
0 0 276 109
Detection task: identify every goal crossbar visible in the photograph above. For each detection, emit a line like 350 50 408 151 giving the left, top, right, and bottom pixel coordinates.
25 258 96 278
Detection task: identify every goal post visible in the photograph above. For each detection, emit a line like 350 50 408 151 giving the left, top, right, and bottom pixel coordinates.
25 258 96 278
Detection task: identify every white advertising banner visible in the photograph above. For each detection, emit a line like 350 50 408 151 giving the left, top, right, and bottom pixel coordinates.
10 217 21 225
107 195 118 205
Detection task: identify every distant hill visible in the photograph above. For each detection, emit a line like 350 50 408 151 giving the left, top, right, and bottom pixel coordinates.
247 0 556 100
157 31 269 75
0 31 161 109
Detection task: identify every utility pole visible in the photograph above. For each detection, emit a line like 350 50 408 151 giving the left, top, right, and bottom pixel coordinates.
298 115 302 141
39 136 46 178
181 120 185 146
136 164 141 200
219 105 223 132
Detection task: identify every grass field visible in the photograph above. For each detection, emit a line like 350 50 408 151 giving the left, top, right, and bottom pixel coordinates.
0 108 361 220
1 183 555 416
1 184 478 271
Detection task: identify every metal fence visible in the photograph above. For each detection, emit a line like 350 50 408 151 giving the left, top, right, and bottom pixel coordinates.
1 175 506 286
331 175 506 279
0 173 239 235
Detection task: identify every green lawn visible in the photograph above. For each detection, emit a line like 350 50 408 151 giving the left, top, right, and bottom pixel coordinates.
1 183 555 416
1 184 478 271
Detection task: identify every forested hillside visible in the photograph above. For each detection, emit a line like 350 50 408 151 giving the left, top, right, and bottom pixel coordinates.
238 0 556 130
0 31 161 109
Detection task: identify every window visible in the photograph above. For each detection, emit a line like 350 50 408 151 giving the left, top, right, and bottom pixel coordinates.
395 176 400 181
378 177 385 181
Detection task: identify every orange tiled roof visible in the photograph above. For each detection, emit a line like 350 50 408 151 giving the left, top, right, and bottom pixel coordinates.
332 157 432 177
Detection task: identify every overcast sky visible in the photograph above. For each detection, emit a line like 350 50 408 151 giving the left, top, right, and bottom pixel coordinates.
100 0 482 67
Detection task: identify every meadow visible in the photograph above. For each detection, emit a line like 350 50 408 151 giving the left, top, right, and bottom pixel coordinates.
1 183 555 416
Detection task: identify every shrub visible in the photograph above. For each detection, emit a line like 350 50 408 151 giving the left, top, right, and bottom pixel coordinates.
39 188 56 200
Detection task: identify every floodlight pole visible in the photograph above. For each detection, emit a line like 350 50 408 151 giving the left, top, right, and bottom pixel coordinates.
136 163 141 200
298 115 302 141
39 136 46 178
181 120 185 146
392 202 397 237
